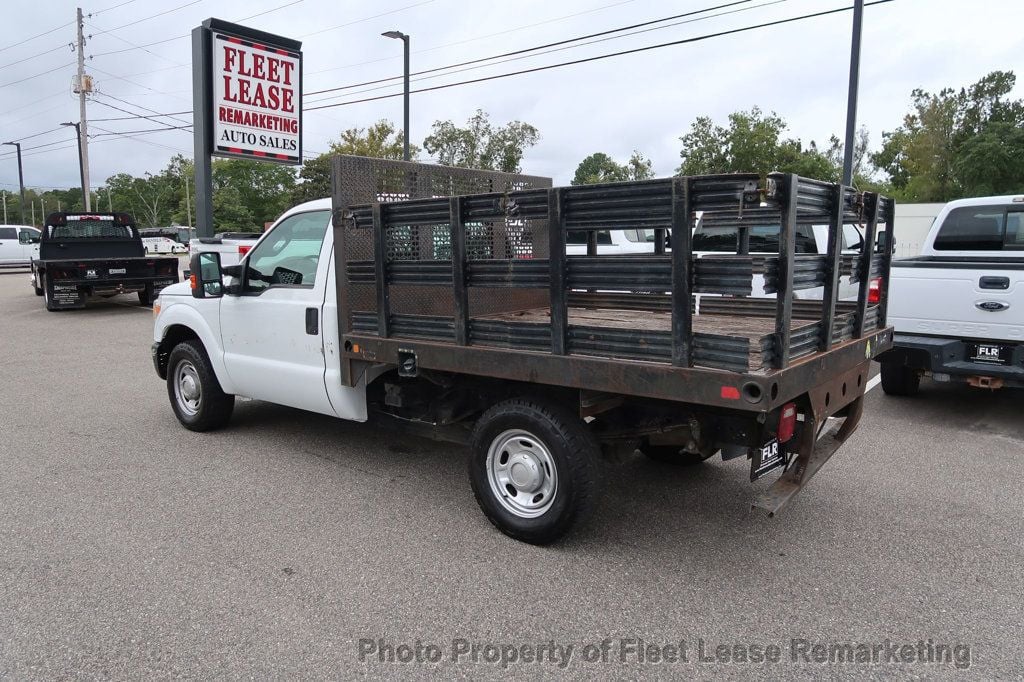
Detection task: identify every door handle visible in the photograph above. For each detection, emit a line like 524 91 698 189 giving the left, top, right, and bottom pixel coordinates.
305 307 319 335
979 276 1009 290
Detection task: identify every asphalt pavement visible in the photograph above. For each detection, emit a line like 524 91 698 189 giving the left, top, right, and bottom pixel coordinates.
0 268 1021 678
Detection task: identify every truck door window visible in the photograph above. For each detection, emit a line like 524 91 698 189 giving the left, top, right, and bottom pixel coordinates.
245 210 330 291
0 227 16 240
933 207 1005 250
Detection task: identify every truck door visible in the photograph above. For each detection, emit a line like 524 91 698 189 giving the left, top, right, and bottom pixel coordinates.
0 226 18 264
219 209 336 416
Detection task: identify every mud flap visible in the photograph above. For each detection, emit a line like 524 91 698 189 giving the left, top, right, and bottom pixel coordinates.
752 393 865 516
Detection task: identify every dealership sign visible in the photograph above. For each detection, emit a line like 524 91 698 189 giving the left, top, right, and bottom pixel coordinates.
205 22 302 164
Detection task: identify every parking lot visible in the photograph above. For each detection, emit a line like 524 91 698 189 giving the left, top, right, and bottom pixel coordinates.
1 268 1021 677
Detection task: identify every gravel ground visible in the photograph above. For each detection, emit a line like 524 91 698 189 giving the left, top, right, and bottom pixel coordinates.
0 269 1021 679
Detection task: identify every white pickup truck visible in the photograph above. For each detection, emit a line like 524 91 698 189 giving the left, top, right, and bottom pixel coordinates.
876 195 1024 394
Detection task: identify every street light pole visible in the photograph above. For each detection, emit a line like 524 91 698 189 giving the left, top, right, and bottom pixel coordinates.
842 0 864 186
2 141 26 223
62 122 88 210
382 30 411 160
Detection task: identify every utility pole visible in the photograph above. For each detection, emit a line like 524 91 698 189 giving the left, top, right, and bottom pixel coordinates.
107 187 113 212
382 31 411 160
75 7 92 210
31 200 35 226
2 191 6 224
2 141 26 223
842 0 864 186
184 173 192 227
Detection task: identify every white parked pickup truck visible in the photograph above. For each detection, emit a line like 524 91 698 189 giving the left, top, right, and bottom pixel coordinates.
876 194 1024 394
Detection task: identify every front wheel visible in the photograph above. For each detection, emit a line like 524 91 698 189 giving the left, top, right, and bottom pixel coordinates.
166 340 234 431
469 398 602 544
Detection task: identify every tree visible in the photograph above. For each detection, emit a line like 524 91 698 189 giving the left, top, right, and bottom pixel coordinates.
211 158 296 230
292 119 416 203
676 107 836 178
872 71 1024 201
572 151 654 185
423 109 539 172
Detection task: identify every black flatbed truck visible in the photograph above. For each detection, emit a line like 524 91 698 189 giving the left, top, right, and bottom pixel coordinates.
332 162 894 538
32 212 179 311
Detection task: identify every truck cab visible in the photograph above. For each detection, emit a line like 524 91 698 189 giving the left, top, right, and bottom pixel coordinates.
0 225 40 267
877 195 1024 394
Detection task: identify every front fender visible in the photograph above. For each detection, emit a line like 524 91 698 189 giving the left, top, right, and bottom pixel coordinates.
153 298 236 395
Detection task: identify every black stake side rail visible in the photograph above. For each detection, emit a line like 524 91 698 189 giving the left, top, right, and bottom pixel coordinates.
341 173 891 376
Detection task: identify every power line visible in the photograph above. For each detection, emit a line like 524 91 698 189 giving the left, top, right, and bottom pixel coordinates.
0 61 76 90
305 0 760 99
307 0 894 112
0 22 73 54
89 0 142 16
299 0 435 38
88 0 203 36
8 127 67 143
0 43 74 73
304 0 637 77
96 92 192 126
84 20 187 68
91 97 192 132
92 125 193 136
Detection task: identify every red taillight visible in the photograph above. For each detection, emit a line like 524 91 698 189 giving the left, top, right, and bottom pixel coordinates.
238 244 251 256
720 386 741 400
868 277 882 304
777 402 797 443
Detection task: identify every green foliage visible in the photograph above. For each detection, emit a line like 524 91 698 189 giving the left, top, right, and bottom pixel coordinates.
677 107 839 179
872 70 1024 201
211 158 295 230
572 151 655 185
292 119 415 203
423 109 539 172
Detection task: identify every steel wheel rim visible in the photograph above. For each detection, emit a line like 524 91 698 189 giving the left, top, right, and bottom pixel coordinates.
486 429 558 518
174 360 202 416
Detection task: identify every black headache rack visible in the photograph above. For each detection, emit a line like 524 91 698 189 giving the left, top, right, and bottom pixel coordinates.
333 160 893 411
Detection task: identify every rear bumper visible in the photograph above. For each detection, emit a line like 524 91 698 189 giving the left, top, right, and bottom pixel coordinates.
877 333 1024 387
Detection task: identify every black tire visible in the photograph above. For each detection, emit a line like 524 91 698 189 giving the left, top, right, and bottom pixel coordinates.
880 361 920 396
639 440 714 465
166 340 234 431
138 285 154 306
42 277 59 312
469 398 602 545
33 278 43 296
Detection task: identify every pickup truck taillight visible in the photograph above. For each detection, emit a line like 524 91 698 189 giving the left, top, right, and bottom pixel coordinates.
238 244 252 256
778 402 797 443
868 277 882 304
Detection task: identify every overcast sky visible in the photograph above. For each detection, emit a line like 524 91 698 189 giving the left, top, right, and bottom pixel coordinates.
1 0 1021 198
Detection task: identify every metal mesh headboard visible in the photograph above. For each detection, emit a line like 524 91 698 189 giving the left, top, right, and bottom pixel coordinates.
330 155 553 333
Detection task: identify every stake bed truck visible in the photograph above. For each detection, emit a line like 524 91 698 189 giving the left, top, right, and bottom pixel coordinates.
32 212 179 310
151 158 894 543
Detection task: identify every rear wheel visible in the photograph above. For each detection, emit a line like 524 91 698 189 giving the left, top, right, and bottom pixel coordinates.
166 340 234 431
880 361 920 396
42 277 58 312
469 398 601 544
33 276 43 296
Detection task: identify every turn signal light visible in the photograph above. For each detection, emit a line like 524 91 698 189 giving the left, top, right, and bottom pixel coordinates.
868 277 882 304
189 273 198 290
778 402 797 443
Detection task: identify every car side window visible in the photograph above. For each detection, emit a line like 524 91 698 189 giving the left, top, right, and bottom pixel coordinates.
1004 212 1024 249
0 227 16 240
19 228 38 244
245 210 330 291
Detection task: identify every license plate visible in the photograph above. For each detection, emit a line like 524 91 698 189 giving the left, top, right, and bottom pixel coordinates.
751 438 785 481
109 268 127 275
969 343 1012 365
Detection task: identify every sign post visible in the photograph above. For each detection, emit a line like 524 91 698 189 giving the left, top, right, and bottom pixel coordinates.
191 18 303 238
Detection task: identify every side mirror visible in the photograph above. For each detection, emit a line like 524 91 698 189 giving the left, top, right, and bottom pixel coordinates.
189 251 224 299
